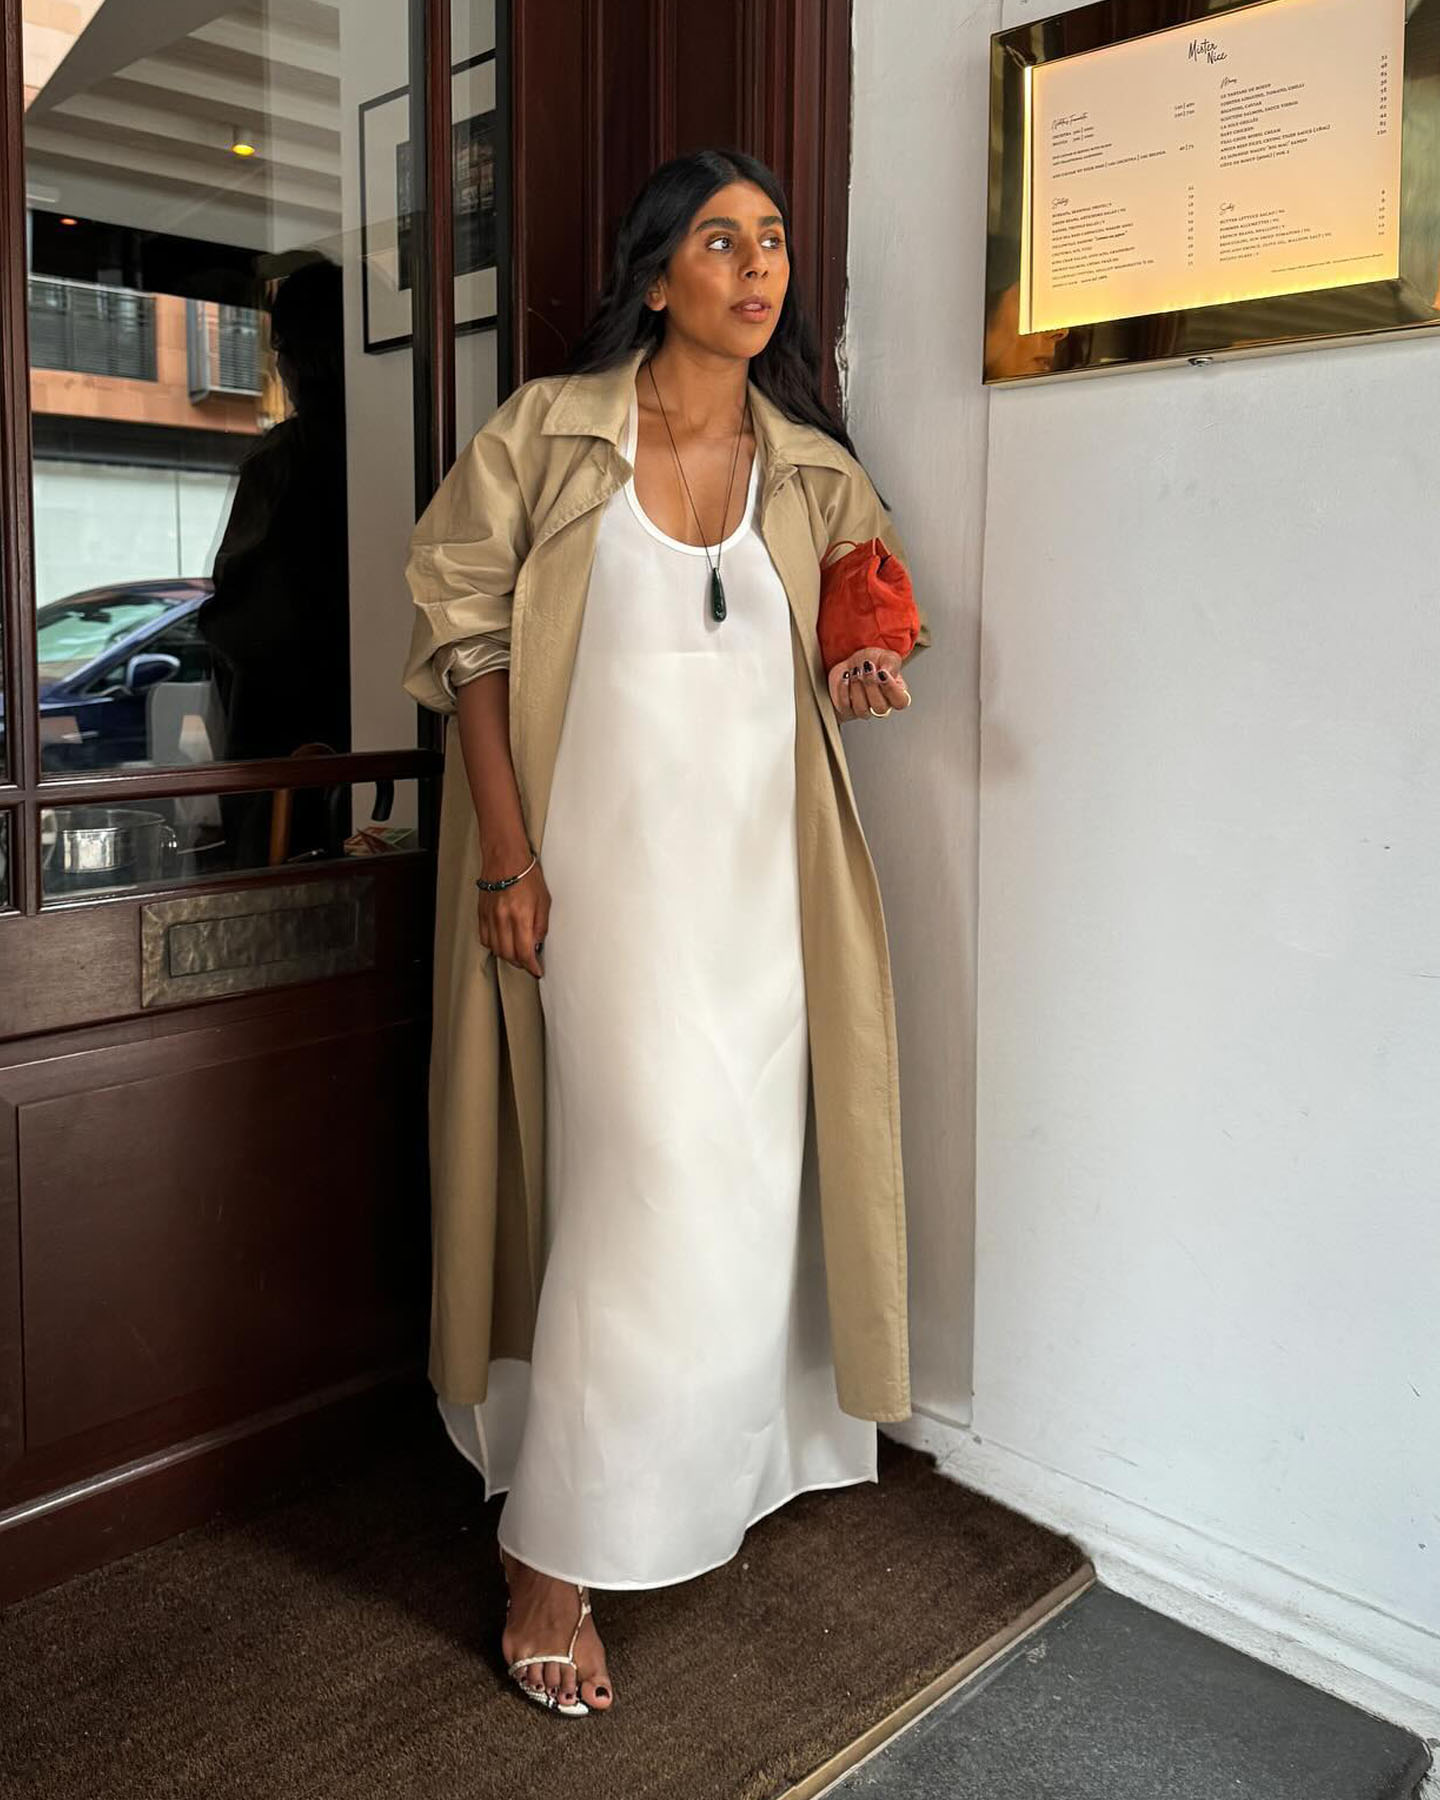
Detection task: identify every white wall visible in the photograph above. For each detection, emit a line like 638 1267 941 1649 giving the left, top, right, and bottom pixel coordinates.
338 0 421 766
340 0 498 794
32 460 233 607
853 0 1440 1749
844 0 999 1424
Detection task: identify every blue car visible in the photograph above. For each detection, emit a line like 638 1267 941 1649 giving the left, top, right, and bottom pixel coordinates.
22 579 217 772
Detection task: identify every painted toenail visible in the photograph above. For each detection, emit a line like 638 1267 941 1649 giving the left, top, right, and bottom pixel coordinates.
596 1684 609 1697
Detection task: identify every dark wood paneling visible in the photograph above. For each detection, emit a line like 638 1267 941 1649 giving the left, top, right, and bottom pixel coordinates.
738 0 853 415
672 5 746 155
814 0 853 407
0 1087 19 1476
513 0 590 374
651 0 676 167
0 855 431 1043
0 0 447 1598
15 1019 428 1459
0 972 429 1503
27 747 437 807
411 0 456 510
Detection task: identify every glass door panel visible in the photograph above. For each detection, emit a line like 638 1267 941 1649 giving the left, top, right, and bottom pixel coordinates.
20 0 433 783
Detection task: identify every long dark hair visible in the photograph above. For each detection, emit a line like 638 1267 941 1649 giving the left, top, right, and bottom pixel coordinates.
269 256 344 419
557 148 889 509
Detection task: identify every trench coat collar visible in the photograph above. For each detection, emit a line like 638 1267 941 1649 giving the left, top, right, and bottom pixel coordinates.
538 341 853 480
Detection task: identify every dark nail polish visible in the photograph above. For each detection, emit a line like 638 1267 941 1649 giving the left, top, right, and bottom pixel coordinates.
596 1685 609 1698
842 671 851 681
863 660 874 672
878 670 889 681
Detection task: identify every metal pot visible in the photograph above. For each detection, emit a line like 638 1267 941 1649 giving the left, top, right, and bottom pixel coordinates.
40 805 179 892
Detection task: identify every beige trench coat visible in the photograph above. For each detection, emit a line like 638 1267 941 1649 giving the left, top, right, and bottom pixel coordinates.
401 343 932 1424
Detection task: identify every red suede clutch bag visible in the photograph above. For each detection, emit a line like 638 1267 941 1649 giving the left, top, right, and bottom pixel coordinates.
817 536 921 669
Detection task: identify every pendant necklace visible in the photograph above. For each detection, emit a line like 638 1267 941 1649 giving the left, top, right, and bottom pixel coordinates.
645 359 749 623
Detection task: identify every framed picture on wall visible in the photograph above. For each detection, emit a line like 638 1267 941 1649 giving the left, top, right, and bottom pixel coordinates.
359 51 498 353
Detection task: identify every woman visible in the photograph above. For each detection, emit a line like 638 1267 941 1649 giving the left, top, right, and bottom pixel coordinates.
402 148 932 1718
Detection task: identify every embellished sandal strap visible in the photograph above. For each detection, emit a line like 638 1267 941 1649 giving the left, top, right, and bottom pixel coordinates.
509 1653 579 1675
502 1572 593 1684
566 1584 592 1663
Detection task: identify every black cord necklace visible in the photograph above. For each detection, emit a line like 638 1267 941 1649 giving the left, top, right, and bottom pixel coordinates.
644 359 750 623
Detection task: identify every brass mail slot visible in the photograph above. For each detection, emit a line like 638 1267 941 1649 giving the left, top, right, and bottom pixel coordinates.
140 877 377 1006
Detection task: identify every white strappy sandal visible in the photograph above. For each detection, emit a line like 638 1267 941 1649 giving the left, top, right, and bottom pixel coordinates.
498 1543 594 1717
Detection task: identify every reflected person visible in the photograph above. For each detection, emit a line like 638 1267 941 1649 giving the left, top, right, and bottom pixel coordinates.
198 257 351 867
983 280 1070 380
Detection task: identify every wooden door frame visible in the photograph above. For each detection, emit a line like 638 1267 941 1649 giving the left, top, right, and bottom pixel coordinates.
0 0 461 1600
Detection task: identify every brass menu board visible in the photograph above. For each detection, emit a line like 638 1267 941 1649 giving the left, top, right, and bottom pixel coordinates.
1026 0 1404 332
986 0 1440 382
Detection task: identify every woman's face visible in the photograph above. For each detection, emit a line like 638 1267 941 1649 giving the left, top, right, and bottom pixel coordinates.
646 179 789 356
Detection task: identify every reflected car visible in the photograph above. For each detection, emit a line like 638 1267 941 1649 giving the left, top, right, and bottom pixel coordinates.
10 579 218 772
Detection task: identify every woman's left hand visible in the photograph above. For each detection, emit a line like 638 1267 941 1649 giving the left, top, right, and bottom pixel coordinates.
826 646 913 722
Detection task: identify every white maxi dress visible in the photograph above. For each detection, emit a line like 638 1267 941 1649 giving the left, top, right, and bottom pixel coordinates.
437 387 877 1590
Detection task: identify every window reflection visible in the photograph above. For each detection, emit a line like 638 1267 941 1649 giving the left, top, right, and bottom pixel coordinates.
32 257 352 788
19 0 411 783
39 779 416 902
200 261 349 770
198 260 351 862
37 578 216 768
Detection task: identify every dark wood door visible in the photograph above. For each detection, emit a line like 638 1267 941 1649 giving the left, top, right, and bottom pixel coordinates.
0 0 851 1602
508 0 851 406
0 0 459 1602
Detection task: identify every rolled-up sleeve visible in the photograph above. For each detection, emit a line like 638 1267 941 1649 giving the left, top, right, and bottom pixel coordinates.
401 391 533 715
433 635 511 702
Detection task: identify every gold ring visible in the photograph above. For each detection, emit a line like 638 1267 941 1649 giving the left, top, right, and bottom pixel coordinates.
867 704 890 717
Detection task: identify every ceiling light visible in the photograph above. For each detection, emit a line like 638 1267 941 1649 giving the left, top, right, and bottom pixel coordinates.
230 127 257 158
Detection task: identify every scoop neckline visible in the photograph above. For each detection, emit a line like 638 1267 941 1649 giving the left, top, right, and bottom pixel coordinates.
622 388 759 556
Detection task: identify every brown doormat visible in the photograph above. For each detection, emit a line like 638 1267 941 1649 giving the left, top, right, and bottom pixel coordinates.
0 1416 1091 1800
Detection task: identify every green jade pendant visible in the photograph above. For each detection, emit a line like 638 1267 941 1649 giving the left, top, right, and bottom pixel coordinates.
709 564 727 622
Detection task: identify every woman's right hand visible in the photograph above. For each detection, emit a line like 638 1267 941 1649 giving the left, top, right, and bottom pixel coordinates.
477 849 551 978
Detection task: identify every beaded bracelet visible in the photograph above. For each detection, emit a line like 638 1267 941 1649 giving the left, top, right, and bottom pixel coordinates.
475 850 537 892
